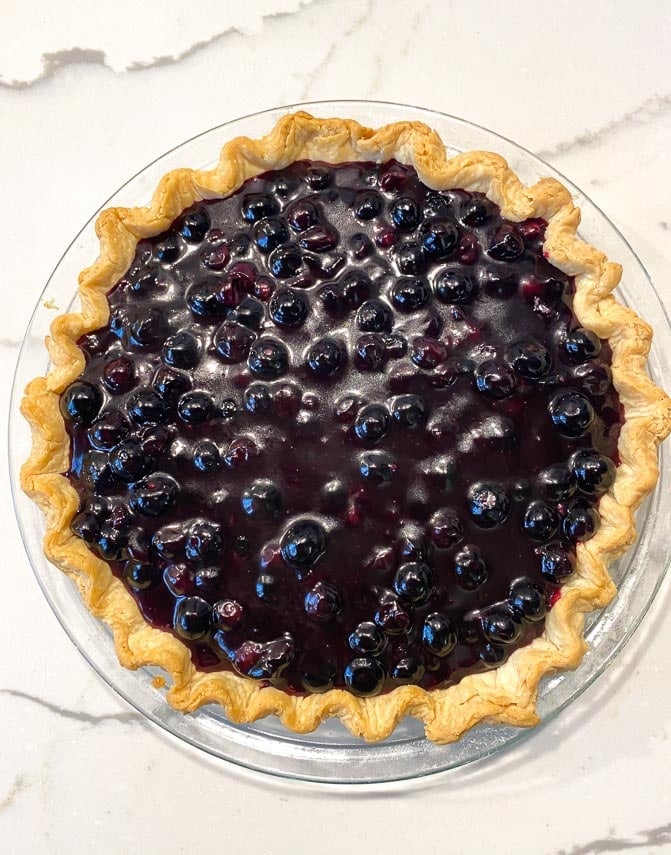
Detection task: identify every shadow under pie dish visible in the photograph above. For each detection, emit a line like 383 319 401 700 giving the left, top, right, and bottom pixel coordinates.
20 112 671 744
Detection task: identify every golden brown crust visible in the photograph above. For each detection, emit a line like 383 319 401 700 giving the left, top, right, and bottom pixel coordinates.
21 112 671 743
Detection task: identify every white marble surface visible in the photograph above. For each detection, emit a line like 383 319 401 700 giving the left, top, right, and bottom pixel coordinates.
2 1 671 851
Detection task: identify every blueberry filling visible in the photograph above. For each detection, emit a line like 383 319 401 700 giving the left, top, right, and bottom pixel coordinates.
64 160 622 697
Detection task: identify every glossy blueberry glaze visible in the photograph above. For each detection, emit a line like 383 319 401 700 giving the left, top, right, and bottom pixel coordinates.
62 160 622 697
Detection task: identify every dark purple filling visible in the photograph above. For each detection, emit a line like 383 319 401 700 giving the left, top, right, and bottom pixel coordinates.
62 160 622 698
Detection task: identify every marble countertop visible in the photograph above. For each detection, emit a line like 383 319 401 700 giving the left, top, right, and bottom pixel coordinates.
2 1 671 851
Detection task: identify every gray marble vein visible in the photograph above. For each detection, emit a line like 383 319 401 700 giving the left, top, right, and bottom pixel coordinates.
555 821 671 853
299 0 374 100
536 93 671 160
0 0 322 90
0 775 27 815
0 689 142 726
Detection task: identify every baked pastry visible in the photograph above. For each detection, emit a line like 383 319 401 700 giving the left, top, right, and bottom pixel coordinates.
21 112 671 744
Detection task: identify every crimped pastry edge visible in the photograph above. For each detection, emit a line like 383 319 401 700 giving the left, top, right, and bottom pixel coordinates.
20 111 671 744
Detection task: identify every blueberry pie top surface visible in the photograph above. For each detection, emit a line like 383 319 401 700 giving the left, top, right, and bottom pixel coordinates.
22 113 671 743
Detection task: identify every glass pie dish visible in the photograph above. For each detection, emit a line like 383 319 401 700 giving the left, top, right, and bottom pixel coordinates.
9 100 671 783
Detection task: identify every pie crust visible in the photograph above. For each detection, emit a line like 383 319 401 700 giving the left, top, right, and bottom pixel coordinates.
21 112 671 743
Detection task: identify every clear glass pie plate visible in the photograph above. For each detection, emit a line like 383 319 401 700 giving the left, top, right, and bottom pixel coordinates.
9 100 671 784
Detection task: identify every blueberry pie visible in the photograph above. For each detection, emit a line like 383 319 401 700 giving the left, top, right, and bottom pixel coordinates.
21 113 671 743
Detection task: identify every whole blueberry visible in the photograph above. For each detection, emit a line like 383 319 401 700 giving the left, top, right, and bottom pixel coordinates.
103 357 135 394
481 606 522 644
563 328 602 363
241 193 279 223
224 436 259 469
390 197 421 230
300 660 338 693
420 218 459 259
299 224 339 252
562 502 600 542
573 361 613 397
427 508 464 548
396 241 428 275
507 338 552 380
212 598 246 633
340 270 372 308
422 613 457 657
549 391 595 437
355 334 387 372
390 394 427 428
268 245 303 279
185 521 224 562
537 465 576 502
454 545 487 590
286 200 319 232
354 404 391 445
87 410 130 451
509 577 546 621
153 366 190 403
129 473 179 517
356 299 393 332
540 542 577 582
569 449 616 496
411 336 448 369
306 167 332 189
349 622 386 656
391 657 425 684
187 279 228 319
162 330 201 369
467 482 510 529
61 382 102 426
393 562 433 605
174 596 212 640
244 383 272 415
479 643 506 669
304 581 341 620
177 391 214 424
374 598 411 636
230 296 265 331
193 440 221 473
475 360 516 399
110 441 150 482
280 519 327 570
152 523 186 560
343 658 386 697
460 197 497 227
523 500 559 542
180 207 211 241
306 337 346 377
390 276 430 312
96 524 128 561
70 512 100 544
436 269 476 306
354 191 382 221
320 478 349 511
154 235 183 264
124 561 157 591
214 321 257 363
248 337 290 379
129 308 169 347
254 217 288 254
127 390 169 426
241 480 282 519
270 287 309 328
